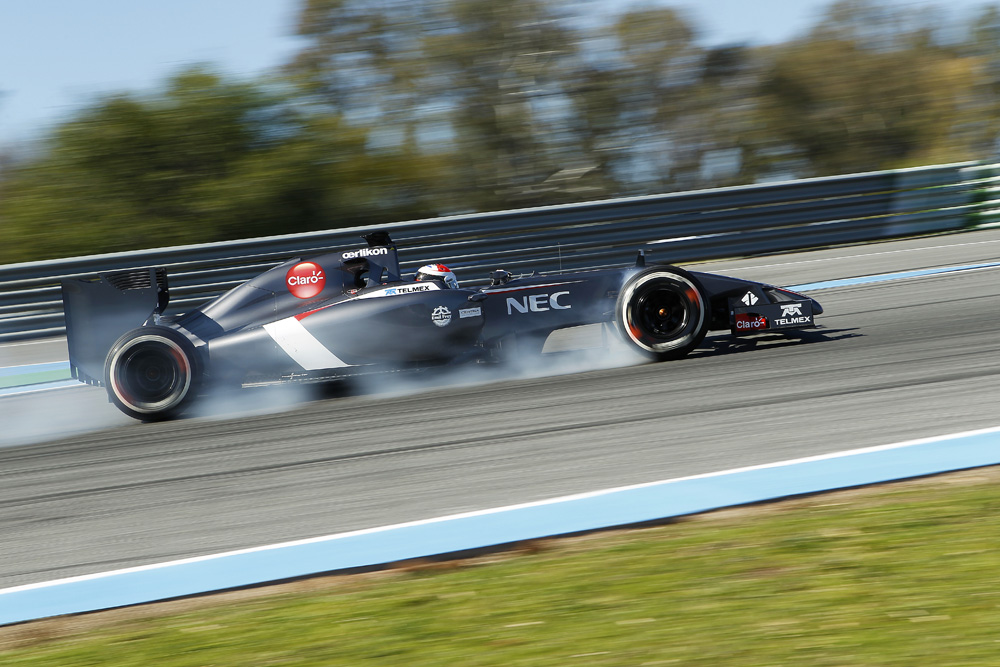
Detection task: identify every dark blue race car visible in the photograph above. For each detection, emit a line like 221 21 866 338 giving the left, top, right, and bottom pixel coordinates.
62 232 822 420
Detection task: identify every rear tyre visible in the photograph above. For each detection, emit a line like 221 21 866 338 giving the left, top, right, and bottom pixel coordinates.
104 326 200 421
615 267 709 361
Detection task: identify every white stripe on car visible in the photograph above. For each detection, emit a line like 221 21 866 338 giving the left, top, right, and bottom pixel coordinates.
263 318 350 370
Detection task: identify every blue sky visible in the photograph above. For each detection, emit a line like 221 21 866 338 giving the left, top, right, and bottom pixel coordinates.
0 0 993 147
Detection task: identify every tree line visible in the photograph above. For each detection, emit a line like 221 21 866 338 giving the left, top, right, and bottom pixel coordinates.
2 0 1000 263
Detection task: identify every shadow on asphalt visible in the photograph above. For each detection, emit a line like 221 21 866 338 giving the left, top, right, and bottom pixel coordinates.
698 327 862 357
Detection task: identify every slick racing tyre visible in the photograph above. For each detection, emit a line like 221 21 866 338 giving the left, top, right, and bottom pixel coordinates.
104 326 201 421
615 267 709 361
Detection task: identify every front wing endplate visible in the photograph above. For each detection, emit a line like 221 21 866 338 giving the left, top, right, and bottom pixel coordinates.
729 300 814 336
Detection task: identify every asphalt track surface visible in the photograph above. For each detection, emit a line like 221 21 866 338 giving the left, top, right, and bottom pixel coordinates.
2 229 1000 590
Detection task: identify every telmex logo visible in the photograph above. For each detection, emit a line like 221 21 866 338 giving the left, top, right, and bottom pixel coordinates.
774 315 811 326
780 304 803 317
385 284 431 296
342 247 389 259
286 262 326 299
506 291 571 314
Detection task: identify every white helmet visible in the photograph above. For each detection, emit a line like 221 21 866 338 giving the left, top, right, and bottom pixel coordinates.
414 263 459 289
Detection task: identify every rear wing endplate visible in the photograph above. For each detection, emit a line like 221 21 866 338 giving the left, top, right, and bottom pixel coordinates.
61 268 168 385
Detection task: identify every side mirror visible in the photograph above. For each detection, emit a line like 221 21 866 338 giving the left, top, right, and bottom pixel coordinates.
489 269 512 286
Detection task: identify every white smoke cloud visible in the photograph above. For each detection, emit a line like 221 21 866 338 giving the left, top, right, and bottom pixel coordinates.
353 323 648 400
0 324 651 443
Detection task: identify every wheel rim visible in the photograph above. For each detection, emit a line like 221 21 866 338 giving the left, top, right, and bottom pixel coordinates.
634 285 689 340
109 335 191 414
621 273 704 352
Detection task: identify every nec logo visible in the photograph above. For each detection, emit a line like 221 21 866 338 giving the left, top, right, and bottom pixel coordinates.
506 291 571 314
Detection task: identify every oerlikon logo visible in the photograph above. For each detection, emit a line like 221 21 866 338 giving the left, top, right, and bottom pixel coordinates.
286 262 326 299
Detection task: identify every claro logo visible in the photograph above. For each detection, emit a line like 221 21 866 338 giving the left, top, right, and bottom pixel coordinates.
506 291 571 314
286 262 326 299
734 313 767 330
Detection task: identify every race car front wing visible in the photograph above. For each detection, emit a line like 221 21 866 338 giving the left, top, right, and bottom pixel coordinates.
729 299 815 336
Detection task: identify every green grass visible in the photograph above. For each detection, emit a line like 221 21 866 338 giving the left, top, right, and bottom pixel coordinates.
4 470 1000 666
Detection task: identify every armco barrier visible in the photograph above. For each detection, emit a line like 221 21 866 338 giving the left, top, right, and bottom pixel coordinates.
0 161 987 342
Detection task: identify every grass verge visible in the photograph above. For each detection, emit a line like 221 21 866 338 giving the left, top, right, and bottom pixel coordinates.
2 467 999 666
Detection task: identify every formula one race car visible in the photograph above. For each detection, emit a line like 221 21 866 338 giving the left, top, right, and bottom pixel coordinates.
62 232 822 420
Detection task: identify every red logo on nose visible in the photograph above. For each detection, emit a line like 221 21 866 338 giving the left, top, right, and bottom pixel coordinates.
286 262 326 299
734 313 768 330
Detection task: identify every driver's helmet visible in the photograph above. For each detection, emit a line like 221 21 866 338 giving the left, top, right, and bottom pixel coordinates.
414 263 459 289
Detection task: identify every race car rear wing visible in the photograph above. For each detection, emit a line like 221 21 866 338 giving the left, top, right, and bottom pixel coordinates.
61 268 169 386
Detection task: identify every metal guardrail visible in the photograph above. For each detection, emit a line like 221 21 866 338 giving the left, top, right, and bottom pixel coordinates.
0 161 987 342
963 162 1000 229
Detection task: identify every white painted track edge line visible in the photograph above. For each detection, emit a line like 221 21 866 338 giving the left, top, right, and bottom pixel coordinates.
787 260 1000 292
713 236 1000 271
4 424 998 596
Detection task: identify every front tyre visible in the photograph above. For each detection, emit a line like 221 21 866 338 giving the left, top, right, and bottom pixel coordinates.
104 326 200 421
615 267 709 361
